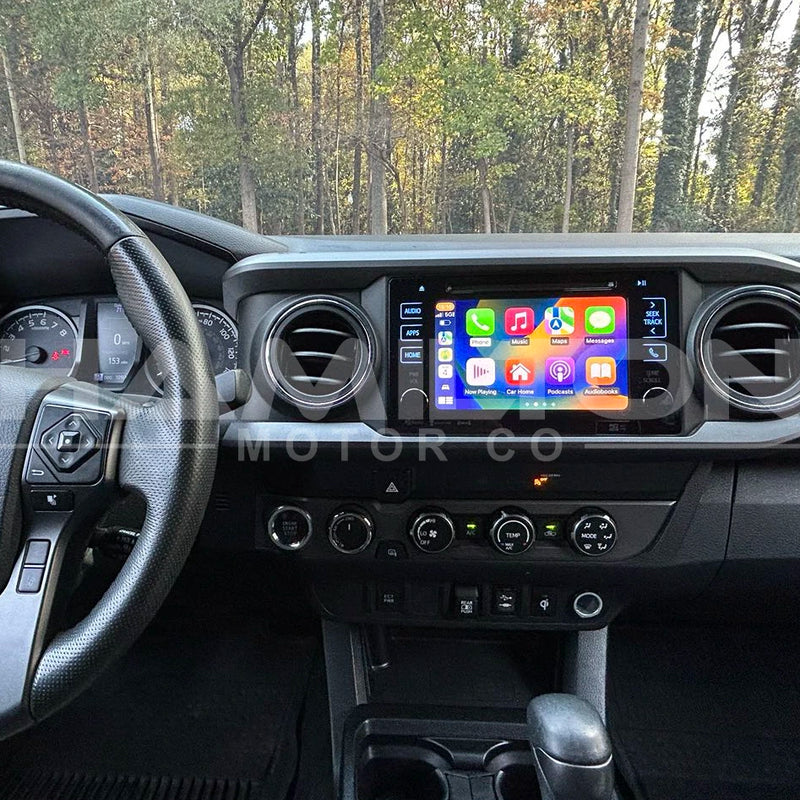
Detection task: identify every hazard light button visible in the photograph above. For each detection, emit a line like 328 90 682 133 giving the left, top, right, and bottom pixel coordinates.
372 469 413 503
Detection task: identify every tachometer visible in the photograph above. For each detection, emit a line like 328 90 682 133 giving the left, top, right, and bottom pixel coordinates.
0 305 78 373
146 303 238 391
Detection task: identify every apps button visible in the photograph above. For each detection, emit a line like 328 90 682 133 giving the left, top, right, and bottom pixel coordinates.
505 359 535 385
400 325 422 341
466 357 495 386
545 357 575 386
504 307 534 336
465 308 495 337
585 306 616 335
586 356 617 385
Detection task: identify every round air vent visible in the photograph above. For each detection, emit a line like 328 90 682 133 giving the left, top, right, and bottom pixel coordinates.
264 296 377 409
693 285 800 414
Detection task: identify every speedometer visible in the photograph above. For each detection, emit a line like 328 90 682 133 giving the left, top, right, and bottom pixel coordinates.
146 303 238 391
0 305 78 373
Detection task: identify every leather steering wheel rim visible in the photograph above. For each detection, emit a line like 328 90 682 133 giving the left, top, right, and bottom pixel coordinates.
0 160 219 733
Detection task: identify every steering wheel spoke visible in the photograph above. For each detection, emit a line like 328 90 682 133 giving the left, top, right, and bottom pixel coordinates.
0 380 126 736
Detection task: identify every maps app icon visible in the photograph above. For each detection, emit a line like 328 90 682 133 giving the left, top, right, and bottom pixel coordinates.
545 306 575 335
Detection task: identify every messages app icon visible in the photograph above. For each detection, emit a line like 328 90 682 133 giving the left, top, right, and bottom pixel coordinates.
465 308 495 336
585 306 616 335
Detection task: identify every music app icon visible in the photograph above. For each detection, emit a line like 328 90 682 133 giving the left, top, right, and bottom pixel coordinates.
504 307 534 336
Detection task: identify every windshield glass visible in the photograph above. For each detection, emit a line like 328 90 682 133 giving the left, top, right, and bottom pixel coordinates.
1 0 799 234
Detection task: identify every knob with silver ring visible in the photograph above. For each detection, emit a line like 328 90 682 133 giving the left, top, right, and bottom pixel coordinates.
409 511 455 553
573 591 604 619
268 505 313 551
328 509 374 554
570 510 617 556
490 509 535 555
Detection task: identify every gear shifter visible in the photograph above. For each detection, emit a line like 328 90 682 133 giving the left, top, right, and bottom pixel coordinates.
527 694 614 800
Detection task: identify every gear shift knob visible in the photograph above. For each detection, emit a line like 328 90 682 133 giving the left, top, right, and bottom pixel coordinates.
527 694 614 800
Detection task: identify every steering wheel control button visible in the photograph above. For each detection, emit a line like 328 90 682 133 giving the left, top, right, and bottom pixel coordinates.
454 585 480 618
17 567 45 594
409 511 455 553
328 510 373 554
40 413 98 472
493 587 518 615
376 540 408 560
30 490 74 512
267 505 312 551
570 510 618 556
23 540 51 567
490 510 535 555
25 452 57 484
573 592 604 620
532 591 556 617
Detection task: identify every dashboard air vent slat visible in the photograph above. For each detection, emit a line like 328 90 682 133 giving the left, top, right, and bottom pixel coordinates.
694 286 800 414
264 297 377 410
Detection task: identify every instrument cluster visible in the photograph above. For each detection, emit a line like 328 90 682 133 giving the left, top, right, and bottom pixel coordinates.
0 298 238 394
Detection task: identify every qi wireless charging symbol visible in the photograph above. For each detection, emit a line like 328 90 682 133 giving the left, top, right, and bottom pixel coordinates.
546 357 575 387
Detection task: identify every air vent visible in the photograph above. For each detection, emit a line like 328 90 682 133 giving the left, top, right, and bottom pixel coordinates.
264 297 377 409
693 285 800 414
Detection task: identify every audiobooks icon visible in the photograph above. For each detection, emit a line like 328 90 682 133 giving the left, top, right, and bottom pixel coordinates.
585 357 617 386
466 357 496 386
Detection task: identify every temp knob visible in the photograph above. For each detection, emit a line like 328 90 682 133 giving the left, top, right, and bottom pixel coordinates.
409 511 455 553
570 510 617 556
490 509 535 555
328 509 373 554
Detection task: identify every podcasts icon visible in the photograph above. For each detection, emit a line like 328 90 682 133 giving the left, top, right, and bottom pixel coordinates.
545 357 575 387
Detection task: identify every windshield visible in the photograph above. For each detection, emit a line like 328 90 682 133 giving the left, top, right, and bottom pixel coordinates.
1 0 799 235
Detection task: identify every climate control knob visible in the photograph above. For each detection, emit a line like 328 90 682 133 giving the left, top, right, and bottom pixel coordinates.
409 511 455 553
490 509 535 555
328 509 373 554
570 510 617 556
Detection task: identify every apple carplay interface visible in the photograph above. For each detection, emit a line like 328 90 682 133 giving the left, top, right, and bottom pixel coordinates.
390 271 681 433
434 296 628 413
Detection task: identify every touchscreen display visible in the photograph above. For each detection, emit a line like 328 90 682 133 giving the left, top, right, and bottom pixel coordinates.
433 296 629 413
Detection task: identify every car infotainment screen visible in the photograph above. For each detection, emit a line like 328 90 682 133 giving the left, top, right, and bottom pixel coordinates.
389 269 681 435
432 296 629 413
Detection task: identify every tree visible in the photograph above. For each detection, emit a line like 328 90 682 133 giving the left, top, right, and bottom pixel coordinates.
185 0 270 232
617 0 649 232
776 105 800 230
367 0 389 233
651 0 698 230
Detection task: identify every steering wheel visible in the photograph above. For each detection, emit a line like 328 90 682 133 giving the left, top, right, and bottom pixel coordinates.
0 161 219 739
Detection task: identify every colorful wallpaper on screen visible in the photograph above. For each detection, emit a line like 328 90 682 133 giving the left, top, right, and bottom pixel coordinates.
433 296 629 412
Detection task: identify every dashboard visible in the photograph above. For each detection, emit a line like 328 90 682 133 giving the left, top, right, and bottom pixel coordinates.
0 298 238 394
5 200 800 634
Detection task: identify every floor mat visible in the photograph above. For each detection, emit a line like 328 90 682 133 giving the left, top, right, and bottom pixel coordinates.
608 624 800 800
5 773 259 800
0 605 319 798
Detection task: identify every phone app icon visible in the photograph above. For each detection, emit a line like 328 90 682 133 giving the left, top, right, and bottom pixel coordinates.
585 306 616 335
545 306 575 335
465 357 495 386
438 347 453 362
465 308 495 337
545 357 575 386
437 330 453 345
504 307 534 336
438 364 453 379
585 356 617 385
505 359 535 385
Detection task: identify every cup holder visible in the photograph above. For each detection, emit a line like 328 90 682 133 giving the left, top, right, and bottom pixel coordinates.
358 757 448 800
495 764 541 800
